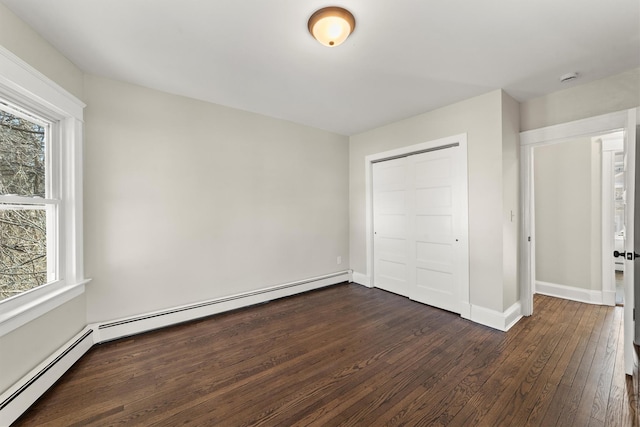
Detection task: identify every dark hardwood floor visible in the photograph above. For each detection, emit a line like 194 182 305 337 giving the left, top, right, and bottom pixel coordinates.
14 283 640 426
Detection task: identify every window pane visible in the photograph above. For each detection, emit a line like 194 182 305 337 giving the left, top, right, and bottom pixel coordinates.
0 108 46 197
0 207 48 301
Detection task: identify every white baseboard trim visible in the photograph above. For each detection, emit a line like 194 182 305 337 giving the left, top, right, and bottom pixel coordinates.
459 302 472 320
470 301 523 332
0 326 95 426
349 276 521 331
504 302 524 331
0 271 350 424
351 271 371 287
536 281 603 305
602 290 616 307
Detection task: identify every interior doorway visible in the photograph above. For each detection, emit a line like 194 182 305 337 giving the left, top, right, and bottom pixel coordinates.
527 130 625 307
531 136 606 304
520 108 638 376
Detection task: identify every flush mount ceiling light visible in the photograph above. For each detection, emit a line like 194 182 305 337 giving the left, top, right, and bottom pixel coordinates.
308 6 356 47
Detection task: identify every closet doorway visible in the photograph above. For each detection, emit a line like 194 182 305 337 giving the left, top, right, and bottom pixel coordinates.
366 134 469 315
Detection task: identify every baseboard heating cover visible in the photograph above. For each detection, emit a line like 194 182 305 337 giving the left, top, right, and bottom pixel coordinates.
96 270 351 342
0 271 350 424
0 327 95 426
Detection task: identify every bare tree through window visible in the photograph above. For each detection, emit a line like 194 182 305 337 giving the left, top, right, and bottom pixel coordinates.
0 108 48 300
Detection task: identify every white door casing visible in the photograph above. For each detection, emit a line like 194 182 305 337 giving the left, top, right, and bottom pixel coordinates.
601 133 624 307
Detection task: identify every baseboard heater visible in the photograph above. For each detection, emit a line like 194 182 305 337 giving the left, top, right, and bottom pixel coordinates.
97 270 351 341
0 270 351 425
99 270 349 332
0 328 95 425
0 329 92 412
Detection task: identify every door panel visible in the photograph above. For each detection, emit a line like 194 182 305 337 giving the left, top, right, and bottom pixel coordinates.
635 123 640 347
416 187 452 211
416 241 453 271
414 155 452 182
624 111 638 375
410 150 459 312
415 215 453 241
373 158 410 296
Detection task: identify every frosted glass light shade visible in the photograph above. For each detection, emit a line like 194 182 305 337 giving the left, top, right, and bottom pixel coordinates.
308 7 356 47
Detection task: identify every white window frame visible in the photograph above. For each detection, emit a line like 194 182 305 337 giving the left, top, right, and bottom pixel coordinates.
0 45 87 338
0 103 58 284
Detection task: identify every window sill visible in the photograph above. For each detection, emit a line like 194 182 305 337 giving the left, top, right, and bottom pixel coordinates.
0 279 91 338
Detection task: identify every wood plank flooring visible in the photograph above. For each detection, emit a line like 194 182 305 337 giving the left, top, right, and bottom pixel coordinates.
14 284 640 426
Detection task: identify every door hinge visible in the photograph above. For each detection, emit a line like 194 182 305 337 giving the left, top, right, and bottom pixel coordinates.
528 236 531 242
634 308 636 321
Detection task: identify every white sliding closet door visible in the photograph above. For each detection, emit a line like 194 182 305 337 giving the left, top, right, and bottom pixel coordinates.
409 149 460 313
372 157 410 296
373 145 465 314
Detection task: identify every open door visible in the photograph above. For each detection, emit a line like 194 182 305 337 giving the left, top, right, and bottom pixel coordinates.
623 109 638 376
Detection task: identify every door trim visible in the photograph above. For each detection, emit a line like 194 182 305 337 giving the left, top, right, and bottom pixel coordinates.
601 133 624 306
519 109 638 317
364 133 470 319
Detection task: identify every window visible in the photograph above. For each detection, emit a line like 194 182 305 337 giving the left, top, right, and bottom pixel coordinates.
0 104 57 301
0 45 86 336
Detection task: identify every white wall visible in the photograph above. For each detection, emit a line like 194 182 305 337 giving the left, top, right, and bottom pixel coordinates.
350 90 520 313
520 68 640 132
0 295 86 393
0 4 86 395
534 138 601 290
502 91 520 307
83 75 349 322
0 3 83 100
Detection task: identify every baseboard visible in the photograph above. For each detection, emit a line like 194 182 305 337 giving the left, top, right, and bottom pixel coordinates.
351 271 371 287
503 302 524 330
349 274 519 331
536 281 603 305
459 302 472 320
602 290 616 306
470 301 522 332
0 271 349 424
95 271 350 342
0 327 95 426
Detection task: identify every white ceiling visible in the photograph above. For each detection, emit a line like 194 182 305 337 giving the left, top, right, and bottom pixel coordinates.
2 0 639 135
